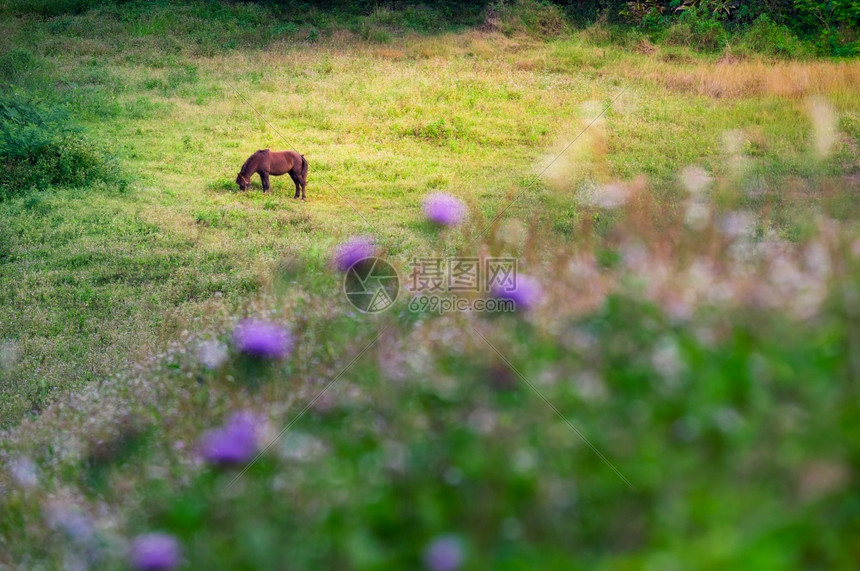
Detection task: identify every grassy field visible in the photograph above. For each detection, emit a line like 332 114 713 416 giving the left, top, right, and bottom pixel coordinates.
1 1 856 425
1 1 859 568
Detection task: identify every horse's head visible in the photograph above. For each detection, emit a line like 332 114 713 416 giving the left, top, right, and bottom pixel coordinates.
236 173 249 191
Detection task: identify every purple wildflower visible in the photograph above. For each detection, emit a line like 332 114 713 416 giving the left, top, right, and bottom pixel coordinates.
423 193 466 226
423 535 464 571
45 504 94 545
129 533 181 571
492 274 542 311
232 319 292 359
333 236 377 271
199 411 259 465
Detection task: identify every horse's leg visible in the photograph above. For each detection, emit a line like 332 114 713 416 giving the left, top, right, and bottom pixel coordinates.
288 172 301 199
291 170 306 201
300 156 308 201
260 171 270 193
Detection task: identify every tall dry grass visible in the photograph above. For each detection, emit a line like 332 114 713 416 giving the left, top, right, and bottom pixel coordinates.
645 59 860 99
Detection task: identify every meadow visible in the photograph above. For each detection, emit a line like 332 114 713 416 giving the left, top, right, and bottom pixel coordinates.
1 0 859 568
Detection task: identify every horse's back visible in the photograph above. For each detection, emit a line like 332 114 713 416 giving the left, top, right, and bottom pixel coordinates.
268 150 301 176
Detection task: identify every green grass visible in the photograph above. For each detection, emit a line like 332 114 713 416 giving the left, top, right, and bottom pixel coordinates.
0 186 263 421
0 1 857 424
0 1 859 568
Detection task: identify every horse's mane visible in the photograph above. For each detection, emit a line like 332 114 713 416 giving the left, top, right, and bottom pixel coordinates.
239 149 268 177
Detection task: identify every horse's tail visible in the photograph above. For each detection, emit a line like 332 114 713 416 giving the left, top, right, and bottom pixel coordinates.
300 154 308 179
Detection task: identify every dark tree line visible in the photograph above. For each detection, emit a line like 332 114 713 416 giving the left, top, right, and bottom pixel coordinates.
4 0 856 52
258 0 857 30
260 0 857 53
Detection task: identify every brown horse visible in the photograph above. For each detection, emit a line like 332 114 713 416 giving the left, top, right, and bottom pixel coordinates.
236 149 308 199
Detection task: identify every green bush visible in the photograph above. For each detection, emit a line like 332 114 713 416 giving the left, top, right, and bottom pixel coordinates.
735 14 811 58
598 0 855 56
794 0 860 33
0 92 122 200
355 20 393 43
492 0 569 37
0 49 49 90
365 5 441 33
663 5 728 51
792 0 859 55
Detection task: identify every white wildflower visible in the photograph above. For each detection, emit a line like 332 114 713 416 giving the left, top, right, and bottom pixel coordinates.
685 201 711 231
719 211 755 239
680 165 713 196
587 182 629 209
808 96 837 159
197 340 228 369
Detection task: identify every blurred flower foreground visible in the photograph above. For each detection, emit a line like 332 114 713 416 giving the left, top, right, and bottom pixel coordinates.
2 141 859 567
